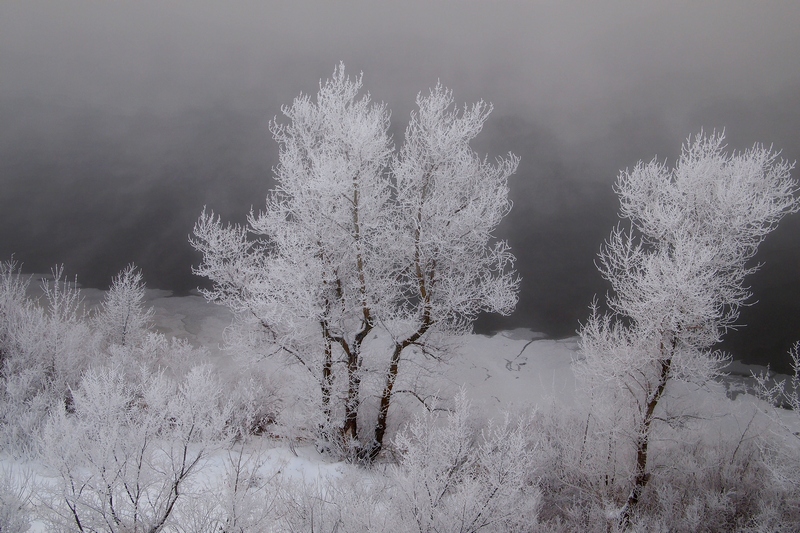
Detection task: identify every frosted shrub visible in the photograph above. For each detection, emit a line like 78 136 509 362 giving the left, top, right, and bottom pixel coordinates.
0 261 46 451
531 396 795 532
390 392 540 532
222 363 283 439
630 433 770 532
532 404 628 530
95 264 207 385
0 260 31 364
195 445 279 533
38 364 231 532
104 331 213 394
0 465 32 533
0 263 96 453
752 342 800 528
210 337 287 443
271 472 390 533
239 396 540 532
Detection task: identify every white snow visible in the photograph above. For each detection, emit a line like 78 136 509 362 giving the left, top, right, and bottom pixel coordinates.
5 290 798 531
132 291 581 413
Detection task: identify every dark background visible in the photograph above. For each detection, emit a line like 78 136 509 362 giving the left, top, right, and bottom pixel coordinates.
1 1 798 371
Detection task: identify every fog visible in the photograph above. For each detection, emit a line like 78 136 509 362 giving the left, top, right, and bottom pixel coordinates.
2 1 799 371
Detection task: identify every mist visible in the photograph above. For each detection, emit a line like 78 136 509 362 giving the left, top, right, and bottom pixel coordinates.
2 1 799 371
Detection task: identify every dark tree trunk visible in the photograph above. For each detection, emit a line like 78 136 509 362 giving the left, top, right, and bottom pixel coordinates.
339 323 372 450
619 353 673 529
369 342 403 461
368 309 432 461
342 346 361 443
320 321 334 430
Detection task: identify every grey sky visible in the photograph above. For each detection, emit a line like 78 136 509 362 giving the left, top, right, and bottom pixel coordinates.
3 1 798 128
2 1 799 369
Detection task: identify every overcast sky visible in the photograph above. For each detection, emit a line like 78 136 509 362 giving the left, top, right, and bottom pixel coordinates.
2 1 799 369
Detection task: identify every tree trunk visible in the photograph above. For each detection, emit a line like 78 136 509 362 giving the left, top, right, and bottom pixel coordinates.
619 355 672 529
342 347 361 443
340 324 371 451
368 311 432 461
320 321 334 431
369 342 403 461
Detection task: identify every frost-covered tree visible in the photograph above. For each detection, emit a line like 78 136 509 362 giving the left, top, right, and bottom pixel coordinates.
94 264 154 347
372 84 519 455
577 131 799 527
191 63 518 460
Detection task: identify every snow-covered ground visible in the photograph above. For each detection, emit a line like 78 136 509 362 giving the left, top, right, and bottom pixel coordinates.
119 288 800 447
6 286 798 531
145 292 582 425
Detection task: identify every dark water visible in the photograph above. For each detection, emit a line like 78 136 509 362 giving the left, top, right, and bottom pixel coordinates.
2 102 798 373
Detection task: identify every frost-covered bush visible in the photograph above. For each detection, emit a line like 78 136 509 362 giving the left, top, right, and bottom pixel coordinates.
629 431 771 532
532 403 627 530
104 331 213 392
210 331 291 441
221 362 284 440
531 393 799 532
753 342 800 529
0 260 30 363
0 260 218 453
224 395 542 533
259 394 542 533
0 263 97 453
196 444 279 533
388 392 540 532
0 260 42 450
0 465 32 533
268 472 390 533
38 364 231 532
